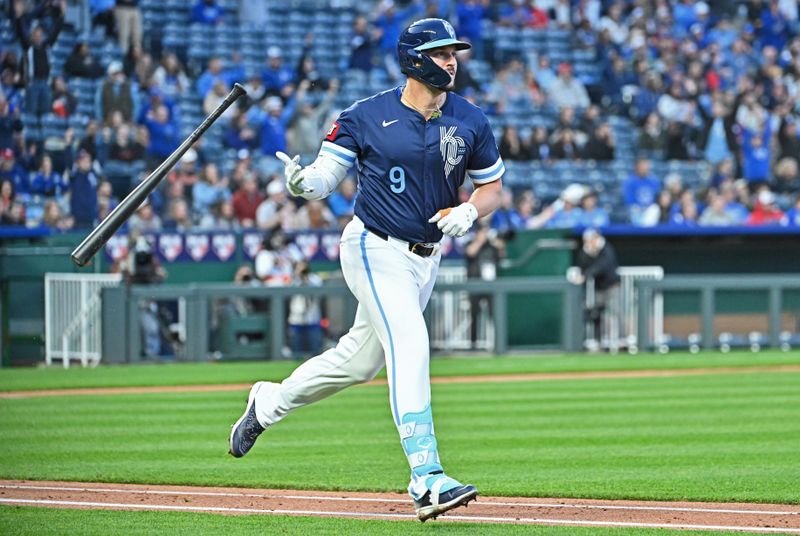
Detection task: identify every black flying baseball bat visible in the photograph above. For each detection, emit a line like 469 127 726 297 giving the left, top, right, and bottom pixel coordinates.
71 83 247 267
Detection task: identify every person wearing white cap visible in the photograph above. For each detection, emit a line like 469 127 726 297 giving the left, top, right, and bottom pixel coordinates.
262 46 295 94
747 189 784 226
96 60 136 123
255 178 295 231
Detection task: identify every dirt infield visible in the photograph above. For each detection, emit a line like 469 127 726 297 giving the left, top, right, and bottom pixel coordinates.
3 364 800 399
1 480 799 532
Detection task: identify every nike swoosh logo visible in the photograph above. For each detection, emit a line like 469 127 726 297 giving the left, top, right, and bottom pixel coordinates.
382 119 399 127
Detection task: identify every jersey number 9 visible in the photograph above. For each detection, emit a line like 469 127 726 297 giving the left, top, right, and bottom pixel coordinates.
389 166 405 194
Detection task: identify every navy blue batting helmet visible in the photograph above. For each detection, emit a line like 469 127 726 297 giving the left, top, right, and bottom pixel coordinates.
397 18 471 90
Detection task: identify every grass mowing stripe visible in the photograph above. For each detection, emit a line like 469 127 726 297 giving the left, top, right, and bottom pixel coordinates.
1 372 798 504
0 507 757 536
2 351 799 392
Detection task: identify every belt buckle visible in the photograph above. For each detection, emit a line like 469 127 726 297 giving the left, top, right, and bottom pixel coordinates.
410 242 433 257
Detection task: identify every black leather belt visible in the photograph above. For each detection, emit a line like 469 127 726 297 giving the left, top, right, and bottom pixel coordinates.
366 226 436 258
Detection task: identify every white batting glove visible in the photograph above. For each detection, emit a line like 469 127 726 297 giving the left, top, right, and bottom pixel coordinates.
276 151 314 197
428 202 478 238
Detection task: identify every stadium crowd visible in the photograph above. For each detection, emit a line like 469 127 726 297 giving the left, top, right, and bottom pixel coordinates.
1 0 800 240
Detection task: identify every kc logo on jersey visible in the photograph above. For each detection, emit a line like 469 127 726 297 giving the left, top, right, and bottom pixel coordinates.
440 126 465 178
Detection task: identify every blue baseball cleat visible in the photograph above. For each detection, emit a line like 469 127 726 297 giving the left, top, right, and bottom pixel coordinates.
414 475 478 522
228 382 267 458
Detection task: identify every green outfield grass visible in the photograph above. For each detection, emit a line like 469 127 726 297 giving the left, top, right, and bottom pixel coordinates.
1 350 798 391
0 507 755 536
1 368 798 504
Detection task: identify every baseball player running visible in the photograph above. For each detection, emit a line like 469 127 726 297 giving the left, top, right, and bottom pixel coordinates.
230 18 504 521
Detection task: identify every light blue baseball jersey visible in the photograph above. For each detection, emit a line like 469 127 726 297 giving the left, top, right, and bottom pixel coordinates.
319 86 504 243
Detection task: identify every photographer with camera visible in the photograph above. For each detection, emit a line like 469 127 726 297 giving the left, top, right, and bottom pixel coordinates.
113 233 169 358
572 228 620 352
287 260 324 358
464 220 507 350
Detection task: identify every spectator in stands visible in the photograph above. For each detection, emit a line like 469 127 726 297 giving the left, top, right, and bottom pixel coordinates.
742 127 773 191
129 198 162 233
348 15 377 73
783 195 800 227
453 45 482 96
698 98 738 166
636 112 665 158
143 104 179 161
50 76 76 118
287 260 324 357
710 157 736 189
579 190 610 228
13 0 64 119
153 53 190 100
599 2 628 45
372 0 424 81
327 177 357 224
232 173 263 227
96 61 136 123
64 41 105 79
115 0 142 55
0 93 23 151
193 162 230 217
261 47 296 97
0 179 25 225
582 122 615 161
638 189 673 227
663 121 691 161
90 0 115 38
548 63 590 110
455 0 489 59
192 0 224 25
109 123 144 163
287 79 338 160
547 184 586 228
164 198 193 231
197 57 225 99
623 159 661 225
204 80 235 121
490 188 526 233
30 154 66 198
497 0 533 28
774 157 800 196
294 199 336 230
41 199 72 230
550 128 580 160
528 125 551 161
68 150 99 228
747 189 784 225
256 178 296 231
255 229 302 285
699 192 737 226
602 55 636 112
258 96 294 166
778 115 800 161
225 111 259 151
499 125 528 161
0 148 28 195
199 199 239 230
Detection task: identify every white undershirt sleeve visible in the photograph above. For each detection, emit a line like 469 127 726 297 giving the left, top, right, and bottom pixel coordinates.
299 153 351 201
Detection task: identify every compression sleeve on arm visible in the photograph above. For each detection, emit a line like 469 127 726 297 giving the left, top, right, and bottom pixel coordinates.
300 152 350 200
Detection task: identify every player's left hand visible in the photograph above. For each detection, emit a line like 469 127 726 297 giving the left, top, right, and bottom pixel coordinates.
428 203 478 238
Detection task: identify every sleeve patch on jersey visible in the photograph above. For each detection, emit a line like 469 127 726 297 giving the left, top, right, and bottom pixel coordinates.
325 121 340 141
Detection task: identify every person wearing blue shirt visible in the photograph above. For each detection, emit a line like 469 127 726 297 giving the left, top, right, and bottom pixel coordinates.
30 154 66 197
260 47 296 94
783 197 800 227
742 126 772 189
229 18 503 523
623 159 661 208
579 191 610 228
143 105 180 160
0 149 29 195
68 150 99 227
258 96 296 158
191 0 224 25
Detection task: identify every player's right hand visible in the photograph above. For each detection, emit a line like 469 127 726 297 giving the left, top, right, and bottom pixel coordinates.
276 151 314 197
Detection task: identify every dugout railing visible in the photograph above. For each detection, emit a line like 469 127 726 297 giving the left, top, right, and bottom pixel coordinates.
102 277 583 362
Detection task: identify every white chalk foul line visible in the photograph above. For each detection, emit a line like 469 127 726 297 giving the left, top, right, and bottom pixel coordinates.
1 498 799 534
1 484 798 517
